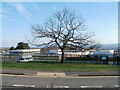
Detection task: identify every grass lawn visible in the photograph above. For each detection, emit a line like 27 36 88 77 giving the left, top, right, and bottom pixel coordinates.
2 61 118 71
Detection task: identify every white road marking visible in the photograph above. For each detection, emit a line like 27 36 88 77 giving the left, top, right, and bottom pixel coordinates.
46 85 69 88
81 86 103 88
13 84 35 88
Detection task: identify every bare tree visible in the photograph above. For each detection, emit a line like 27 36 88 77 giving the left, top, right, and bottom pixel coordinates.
30 8 97 63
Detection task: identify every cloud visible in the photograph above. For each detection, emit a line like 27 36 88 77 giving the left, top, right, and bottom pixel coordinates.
0 6 20 23
0 14 19 23
9 2 33 21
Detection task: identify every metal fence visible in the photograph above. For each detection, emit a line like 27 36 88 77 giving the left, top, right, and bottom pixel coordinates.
32 54 60 62
1 53 60 62
1 53 120 65
1 54 19 62
65 55 120 65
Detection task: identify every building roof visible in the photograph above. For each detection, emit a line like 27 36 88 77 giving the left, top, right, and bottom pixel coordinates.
9 49 40 53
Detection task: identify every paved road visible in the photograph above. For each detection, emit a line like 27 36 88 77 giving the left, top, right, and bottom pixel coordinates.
1 74 119 88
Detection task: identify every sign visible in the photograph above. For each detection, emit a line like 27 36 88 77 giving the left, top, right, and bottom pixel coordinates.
102 57 106 60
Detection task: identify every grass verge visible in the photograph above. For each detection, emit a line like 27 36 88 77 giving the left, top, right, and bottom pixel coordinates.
2 61 118 71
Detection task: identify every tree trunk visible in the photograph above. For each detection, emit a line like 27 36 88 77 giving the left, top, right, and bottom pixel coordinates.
61 49 64 63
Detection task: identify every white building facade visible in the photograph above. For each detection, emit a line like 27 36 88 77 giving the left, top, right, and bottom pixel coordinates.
90 50 115 57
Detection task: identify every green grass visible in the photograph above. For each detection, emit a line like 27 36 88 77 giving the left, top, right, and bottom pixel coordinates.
2 61 118 71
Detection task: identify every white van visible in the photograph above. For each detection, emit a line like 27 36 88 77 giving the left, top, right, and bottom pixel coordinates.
17 54 33 62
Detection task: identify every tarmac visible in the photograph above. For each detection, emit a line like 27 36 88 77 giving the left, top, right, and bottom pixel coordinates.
1 69 119 76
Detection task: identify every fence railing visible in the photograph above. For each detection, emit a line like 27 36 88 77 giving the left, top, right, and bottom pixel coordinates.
65 55 120 65
1 53 120 65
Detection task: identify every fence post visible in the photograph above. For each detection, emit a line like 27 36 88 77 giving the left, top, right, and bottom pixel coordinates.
95 56 97 64
106 56 108 65
117 56 119 65
100 56 102 64
113 56 115 65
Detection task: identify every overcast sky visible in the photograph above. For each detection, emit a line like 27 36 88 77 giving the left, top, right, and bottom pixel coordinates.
1 2 118 47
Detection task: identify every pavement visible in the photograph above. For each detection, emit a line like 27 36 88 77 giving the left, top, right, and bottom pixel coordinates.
1 69 119 76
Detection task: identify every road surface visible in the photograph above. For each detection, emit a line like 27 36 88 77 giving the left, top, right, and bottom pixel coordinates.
1 74 119 88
